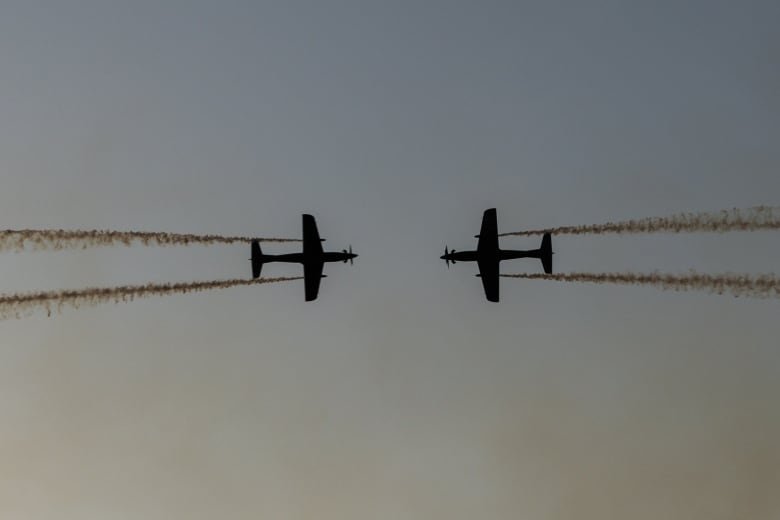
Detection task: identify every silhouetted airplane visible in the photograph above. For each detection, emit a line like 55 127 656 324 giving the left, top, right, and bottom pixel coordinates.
440 208 552 302
251 214 357 301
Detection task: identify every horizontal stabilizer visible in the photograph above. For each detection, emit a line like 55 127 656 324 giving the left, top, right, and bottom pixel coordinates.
540 233 553 274
251 241 263 278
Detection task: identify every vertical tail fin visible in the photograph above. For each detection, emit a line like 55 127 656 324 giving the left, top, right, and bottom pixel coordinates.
251 241 263 278
540 233 553 273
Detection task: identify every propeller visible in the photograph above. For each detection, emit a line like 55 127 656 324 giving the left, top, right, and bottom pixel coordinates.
342 245 355 265
442 246 455 269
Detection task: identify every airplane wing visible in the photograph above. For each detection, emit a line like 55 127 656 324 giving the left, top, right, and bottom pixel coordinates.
477 258 500 302
303 260 325 301
477 208 498 252
302 214 323 256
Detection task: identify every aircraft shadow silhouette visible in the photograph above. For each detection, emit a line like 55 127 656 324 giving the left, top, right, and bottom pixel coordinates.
252 214 357 301
441 208 552 302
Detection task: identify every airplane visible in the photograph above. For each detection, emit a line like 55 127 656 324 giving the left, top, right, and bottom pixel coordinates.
251 214 357 301
440 208 552 302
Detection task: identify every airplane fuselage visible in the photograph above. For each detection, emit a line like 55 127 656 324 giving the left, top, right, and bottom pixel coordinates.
257 251 357 264
444 248 544 264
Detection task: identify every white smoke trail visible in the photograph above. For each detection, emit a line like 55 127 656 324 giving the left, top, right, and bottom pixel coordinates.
0 276 302 319
0 229 300 252
499 206 780 237
502 271 780 298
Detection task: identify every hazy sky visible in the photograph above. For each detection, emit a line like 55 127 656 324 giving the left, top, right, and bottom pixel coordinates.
1 1 779 519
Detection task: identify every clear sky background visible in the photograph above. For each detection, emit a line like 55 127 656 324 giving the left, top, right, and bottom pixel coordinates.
0 1 778 518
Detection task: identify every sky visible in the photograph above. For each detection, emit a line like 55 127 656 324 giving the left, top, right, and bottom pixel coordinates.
0 1 779 518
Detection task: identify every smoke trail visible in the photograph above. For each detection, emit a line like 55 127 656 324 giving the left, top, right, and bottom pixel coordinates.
499 206 780 237
0 230 300 252
0 276 302 319
502 271 780 298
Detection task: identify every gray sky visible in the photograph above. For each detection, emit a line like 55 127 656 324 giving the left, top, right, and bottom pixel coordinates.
0 1 779 519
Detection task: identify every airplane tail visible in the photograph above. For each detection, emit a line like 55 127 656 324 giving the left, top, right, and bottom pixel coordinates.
540 233 553 274
251 241 264 278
